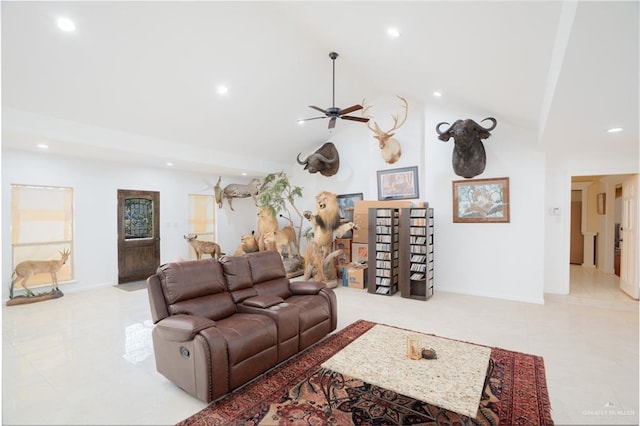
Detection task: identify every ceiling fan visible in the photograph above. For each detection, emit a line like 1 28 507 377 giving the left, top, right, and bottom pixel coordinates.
300 52 370 129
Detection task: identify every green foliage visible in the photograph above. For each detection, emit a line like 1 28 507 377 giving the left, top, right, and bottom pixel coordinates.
257 171 303 217
257 171 305 252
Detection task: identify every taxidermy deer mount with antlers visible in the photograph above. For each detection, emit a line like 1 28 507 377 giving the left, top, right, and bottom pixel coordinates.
362 96 408 164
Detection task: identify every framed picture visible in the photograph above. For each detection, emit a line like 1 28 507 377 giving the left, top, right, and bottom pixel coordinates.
597 193 606 215
337 193 363 238
452 177 510 223
377 166 419 200
337 193 363 220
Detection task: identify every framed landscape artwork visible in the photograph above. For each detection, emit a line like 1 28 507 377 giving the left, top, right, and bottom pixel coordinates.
377 166 419 200
452 177 510 223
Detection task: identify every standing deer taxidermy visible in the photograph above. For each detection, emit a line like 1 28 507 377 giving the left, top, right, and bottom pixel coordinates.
362 96 408 164
10 248 70 298
184 234 223 259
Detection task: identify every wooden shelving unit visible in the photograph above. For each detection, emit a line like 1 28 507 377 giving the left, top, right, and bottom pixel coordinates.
367 208 399 296
400 206 434 300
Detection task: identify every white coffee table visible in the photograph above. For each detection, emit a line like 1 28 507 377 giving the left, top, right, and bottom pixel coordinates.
320 324 491 418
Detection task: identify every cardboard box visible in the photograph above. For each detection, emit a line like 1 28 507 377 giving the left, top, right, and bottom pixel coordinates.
352 200 421 243
346 266 368 289
336 253 351 266
352 243 369 263
352 213 370 243
334 238 351 251
334 238 351 267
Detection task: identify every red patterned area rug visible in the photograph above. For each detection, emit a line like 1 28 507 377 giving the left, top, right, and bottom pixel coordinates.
178 320 553 426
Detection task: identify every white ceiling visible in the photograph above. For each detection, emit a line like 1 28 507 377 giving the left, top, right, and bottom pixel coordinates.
2 1 638 176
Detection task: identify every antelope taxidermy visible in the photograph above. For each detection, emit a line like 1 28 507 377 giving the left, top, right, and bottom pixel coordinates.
184 234 223 259
362 96 408 164
10 248 71 297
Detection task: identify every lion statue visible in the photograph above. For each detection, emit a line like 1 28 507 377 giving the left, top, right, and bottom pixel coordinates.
303 240 342 284
256 206 278 251
233 231 259 255
263 226 297 259
303 191 341 255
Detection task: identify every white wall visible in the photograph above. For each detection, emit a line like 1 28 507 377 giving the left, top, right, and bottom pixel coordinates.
5 97 635 303
544 150 639 294
1 149 257 300
424 105 546 304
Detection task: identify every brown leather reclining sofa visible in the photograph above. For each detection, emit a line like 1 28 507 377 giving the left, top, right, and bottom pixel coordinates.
146 250 337 403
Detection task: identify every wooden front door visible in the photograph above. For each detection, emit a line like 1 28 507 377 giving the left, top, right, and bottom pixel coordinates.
569 197 584 264
117 190 160 283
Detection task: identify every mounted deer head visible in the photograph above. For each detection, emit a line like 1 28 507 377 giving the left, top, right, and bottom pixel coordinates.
362 96 408 164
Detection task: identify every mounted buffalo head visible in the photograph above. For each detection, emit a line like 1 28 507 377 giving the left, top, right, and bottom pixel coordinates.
436 117 497 178
296 142 340 177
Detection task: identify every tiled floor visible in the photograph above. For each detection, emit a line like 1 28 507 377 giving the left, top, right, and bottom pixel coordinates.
2 265 638 425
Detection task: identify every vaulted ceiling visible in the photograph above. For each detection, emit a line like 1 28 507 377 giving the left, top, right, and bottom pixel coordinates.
2 1 638 176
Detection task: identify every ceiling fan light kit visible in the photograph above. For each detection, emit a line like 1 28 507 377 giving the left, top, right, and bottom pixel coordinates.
301 51 370 129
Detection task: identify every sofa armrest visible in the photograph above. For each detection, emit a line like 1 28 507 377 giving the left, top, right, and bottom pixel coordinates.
243 295 285 308
290 281 326 295
155 314 216 342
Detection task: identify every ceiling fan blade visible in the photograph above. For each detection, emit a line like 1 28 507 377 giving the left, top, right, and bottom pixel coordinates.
342 116 370 123
328 117 337 129
339 104 363 115
300 116 327 122
309 105 327 114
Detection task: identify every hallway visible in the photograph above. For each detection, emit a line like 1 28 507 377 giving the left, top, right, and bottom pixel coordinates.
545 265 639 312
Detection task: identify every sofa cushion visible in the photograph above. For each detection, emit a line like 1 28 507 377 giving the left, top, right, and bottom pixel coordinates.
247 251 288 283
158 258 236 321
169 292 237 320
215 314 277 366
220 255 254 292
247 251 292 298
158 258 226 304
285 294 331 330
253 277 292 299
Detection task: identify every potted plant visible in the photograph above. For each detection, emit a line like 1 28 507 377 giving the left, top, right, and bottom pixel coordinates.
256 172 305 274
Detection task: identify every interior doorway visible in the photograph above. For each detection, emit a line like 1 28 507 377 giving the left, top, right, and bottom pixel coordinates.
569 174 638 301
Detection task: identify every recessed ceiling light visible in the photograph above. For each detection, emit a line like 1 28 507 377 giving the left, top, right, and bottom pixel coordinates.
387 27 401 38
297 120 305 125
166 162 174 167
217 85 229 95
433 91 442 97
57 17 76 32
36 143 49 150
607 127 623 133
